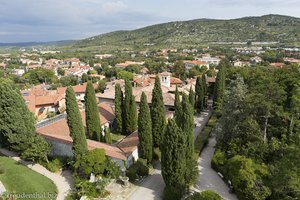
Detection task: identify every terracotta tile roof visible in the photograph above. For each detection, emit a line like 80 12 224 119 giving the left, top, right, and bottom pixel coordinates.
184 60 209 65
117 131 139 156
36 103 125 160
133 76 151 87
170 77 182 85
206 77 216 83
158 71 172 76
271 62 285 68
35 94 62 106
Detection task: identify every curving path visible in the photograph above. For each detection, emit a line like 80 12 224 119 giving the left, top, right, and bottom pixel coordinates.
192 137 238 200
0 148 73 200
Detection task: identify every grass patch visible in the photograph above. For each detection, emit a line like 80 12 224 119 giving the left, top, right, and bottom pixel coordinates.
194 114 218 155
110 133 126 143
0 156 57 200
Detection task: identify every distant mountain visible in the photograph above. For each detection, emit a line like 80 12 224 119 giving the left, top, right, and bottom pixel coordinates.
73 14 300 51
0 40 75 47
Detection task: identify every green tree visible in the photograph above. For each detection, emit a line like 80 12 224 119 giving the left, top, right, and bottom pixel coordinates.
138 92 153 164
151 76 166 148
189 86 195 109
195 76 204 113
57 68 65 76
213 66 225 112
66 86 88 159
85 81 102 141
23 68 58 84
202 73 207 98
82 73 89 83
104 127 112 144
181 94 197 186
186 190 222 200
60 75 79 86
117 70 134 80
174 86 182 126
161 119 186 200
128 95 137 133
114 83 123 133
122 79 133 134
0 80 49 162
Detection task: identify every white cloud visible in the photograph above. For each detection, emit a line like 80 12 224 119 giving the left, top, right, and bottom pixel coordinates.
101 1 127 13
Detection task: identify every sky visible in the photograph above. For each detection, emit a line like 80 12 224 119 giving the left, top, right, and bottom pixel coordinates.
0 0 299 43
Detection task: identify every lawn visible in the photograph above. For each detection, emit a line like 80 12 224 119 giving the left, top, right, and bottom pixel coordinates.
194 114 218 155
0 156 57 200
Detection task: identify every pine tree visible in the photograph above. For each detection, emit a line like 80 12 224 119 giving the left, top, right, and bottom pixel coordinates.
181 94 197 185
66 86 88 158
189 86 195 109
128 95 138 133
104 127 112 144
85 81 102 141
151 76 166 148
0 80 50 162
114 83 123 133
138 92 153 163
213 66 226 111
195 76 204 113
123 79 133 134
161 119 186 199
174 86 182 126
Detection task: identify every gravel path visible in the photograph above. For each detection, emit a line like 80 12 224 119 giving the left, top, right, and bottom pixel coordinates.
193 137 238 200
0 148 74 200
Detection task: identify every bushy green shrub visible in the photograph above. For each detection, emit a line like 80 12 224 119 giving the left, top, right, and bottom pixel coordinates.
46 158 63 172
163 185 184 200
103 158 121 178
211 149 226 172
153 147 161 160
126 159 149 182
187 190 223 200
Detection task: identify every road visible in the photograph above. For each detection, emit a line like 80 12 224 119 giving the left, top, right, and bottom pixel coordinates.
129 108 212 200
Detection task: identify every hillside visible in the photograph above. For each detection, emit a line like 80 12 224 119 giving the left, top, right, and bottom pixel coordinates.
73 14 300 51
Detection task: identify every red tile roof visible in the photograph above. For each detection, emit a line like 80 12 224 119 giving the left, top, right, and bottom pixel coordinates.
117 131 139 157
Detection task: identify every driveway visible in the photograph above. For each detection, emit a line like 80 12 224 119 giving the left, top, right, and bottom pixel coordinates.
129 108 212 200
193 137 238 200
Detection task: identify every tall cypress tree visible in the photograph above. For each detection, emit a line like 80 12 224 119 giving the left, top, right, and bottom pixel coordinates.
0 80 50 161
161 119 186 199
114 83 123 133
174 86 182 126
66 87 88 158
181 94 197 185
85 81 102 141
213 66 226 111
151 76 166 148
138 92 153 163
128 95 137 133
104 127 112 144
123 79 133 134
202 73 207 98
195 76 204 113
189 86 195 110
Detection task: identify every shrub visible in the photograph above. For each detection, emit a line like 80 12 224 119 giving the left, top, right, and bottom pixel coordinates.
187 190 223 200
46 158 63 172
103 158 121 179
126 159 149 182
153 147 161 160
211 149 226 173
163 185 184 200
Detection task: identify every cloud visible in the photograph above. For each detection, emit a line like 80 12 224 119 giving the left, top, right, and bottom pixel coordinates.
101 1 127 13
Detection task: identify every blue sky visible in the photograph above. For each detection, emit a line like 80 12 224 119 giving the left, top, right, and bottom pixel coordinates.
0 0 299 43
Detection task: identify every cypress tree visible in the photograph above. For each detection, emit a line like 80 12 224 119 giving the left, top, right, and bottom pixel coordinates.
174 86 182 126
114 83 123 134
138 92 153 163
104 127 112 144
85 81 102 141
202 73 207 98
0 80 50 161
189 86 195 110
66 86 88 158
195 76 204 113
161 119 186 199
128 95 138 133
151 76 166 148
213 66 226 111
181 94 197 185
123 79 133 134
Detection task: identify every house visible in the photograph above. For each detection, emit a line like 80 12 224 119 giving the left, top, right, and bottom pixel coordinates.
36 103 139 167
250 56 262 63
234 60 250 67
64 58 80 66
197 56 221 65
12 69 25 76
270 62 285 68
183 60 210 70
95 54 113 59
